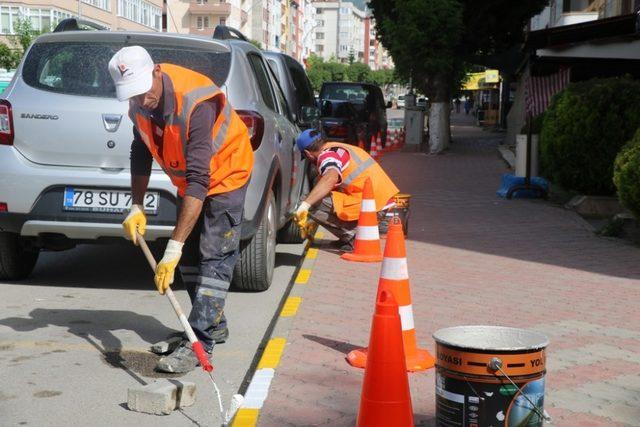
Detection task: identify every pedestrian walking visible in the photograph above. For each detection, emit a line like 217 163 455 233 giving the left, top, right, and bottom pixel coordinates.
292 129 399 251
109 46 254 373
454 97 461 114
464 97 472 115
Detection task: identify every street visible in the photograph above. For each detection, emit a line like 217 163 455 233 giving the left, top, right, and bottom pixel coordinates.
0 239 305 426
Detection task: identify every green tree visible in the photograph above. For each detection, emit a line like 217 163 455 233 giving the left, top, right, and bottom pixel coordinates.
370 0 547 153
346 62 371 82
12 18 41 53
249 39 262 50
0 43 19 70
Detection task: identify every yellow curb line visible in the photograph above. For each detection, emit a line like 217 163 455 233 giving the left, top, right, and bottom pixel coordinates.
306 247 318 260
294 269 311 284
280 296 302 318
232 229 324 426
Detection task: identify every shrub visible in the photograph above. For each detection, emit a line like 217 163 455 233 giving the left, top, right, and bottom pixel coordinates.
614 130 640 218
540 77 640 195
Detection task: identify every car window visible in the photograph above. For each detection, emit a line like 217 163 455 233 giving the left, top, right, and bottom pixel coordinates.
22 41 231 98
266 61 293 121
284 56 315 108
247 53 277 112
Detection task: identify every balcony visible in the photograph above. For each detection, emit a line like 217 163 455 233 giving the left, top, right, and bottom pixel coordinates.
188 1 231 16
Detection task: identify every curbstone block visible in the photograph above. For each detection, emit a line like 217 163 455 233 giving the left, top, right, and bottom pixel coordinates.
127 379 196 415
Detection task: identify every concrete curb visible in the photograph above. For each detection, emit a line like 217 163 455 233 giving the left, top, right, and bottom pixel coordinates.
231 232 324 427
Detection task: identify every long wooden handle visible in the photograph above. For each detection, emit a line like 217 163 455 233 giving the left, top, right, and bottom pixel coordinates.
136 233 213 372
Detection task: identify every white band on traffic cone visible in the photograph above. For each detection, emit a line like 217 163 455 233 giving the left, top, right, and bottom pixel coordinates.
356 225 380 241
398 305 415 331
361 199 376 212
380 257 409 281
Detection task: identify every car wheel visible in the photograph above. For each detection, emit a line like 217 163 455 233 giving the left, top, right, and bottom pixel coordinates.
232 190 277 292
277 173 311 244
0 232 39 280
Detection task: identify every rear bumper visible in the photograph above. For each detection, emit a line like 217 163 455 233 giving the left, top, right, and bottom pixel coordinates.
21 220 173 241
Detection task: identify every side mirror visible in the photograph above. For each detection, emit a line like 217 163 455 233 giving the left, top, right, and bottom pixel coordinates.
300 106 320 126
386 101 392 108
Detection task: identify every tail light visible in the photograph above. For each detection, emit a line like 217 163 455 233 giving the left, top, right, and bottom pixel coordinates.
237 110 264 151
0 100 14 146
0 202 7 212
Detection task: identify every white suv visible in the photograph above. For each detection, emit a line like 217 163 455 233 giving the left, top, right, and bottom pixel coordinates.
0 27 310 291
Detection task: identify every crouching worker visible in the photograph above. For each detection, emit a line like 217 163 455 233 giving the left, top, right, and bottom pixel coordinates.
293 129 399 251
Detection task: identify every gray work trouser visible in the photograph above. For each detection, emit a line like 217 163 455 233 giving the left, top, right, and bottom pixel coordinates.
177 184 247 352
308 195 387 243
308 196 357 243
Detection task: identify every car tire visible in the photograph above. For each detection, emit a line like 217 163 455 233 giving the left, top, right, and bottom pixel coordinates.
0 232 39 280
232 190 277 292
277 173 311 244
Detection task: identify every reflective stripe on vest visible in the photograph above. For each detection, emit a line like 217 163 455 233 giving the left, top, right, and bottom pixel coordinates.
339 145 376 187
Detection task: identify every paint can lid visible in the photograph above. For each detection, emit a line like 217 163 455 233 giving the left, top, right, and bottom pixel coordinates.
433 325 549 352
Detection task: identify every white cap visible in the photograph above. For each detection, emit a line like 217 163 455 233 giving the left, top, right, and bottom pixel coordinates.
108 46 154 101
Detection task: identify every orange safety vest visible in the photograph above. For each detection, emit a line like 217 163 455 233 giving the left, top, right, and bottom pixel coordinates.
129 63 253 197
324 142 399 221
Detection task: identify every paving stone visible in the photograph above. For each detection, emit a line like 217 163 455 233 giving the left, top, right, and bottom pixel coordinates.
127 379 196 415
257 115 640 427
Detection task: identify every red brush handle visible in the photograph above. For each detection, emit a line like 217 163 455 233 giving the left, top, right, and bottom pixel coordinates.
192 341 214 372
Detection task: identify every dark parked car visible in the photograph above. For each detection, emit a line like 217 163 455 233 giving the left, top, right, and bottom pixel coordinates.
318 82 389 149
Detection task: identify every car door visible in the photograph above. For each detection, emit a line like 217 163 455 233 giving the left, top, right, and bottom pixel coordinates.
267 63 304 218
246 53 294 223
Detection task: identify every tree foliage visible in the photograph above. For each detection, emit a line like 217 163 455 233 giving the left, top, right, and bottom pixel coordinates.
0 43 20 70
369 0 548 99
305 53 401 92
541 78 640 195
614 131 640 219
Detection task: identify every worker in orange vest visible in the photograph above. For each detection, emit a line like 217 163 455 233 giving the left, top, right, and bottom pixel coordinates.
293 129 399 250
108 46 253 373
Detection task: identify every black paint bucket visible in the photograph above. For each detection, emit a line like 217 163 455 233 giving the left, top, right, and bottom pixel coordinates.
379 193 411 237
433 326 549 427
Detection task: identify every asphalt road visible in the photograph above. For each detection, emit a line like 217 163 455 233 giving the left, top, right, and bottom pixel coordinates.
0 240 304 426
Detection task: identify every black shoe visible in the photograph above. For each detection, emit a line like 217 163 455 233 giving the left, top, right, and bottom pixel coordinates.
155 341 211 374
211 327 229 344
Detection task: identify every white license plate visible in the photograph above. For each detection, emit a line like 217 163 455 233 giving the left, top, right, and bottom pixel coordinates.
63 188 159 214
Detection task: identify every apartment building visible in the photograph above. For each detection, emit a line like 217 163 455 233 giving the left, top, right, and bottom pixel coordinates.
363 15 391 70
165 0 246 37
313 1 365 63
531 0 639 30
0 0 162 45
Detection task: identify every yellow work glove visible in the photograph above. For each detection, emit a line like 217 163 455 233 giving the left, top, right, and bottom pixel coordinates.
301 221 318 241
154 239 183 295
122 204 147 245
294 201 311 228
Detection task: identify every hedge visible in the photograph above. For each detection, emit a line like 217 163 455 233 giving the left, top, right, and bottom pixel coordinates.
614 130 640 219
540 77 640 195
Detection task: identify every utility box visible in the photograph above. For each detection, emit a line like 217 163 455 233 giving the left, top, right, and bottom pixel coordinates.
404 107 424 151
404 93 416 108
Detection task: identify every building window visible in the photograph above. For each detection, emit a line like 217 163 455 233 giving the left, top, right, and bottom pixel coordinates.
197 0 208 3
316 32 324 40
316 19 324 26
83 0 111 12
0 5 75 34
315 44 323 52
340 7 349 14
316 8 322 14
562 0 596 12
340 44 348 52
197 16 210 29
117 0 162 30
220 17 225 26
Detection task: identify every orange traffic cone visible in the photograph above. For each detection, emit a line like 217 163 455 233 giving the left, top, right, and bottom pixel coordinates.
376 132 384 155
369 135 378 159
342 178 383 263
356 289 414 427
347 217 435 371
391 129 399 150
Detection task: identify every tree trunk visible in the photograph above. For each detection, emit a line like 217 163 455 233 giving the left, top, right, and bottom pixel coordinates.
428 74 451 154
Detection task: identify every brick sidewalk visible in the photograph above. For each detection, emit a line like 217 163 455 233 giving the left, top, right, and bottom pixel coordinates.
258 114 640 426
